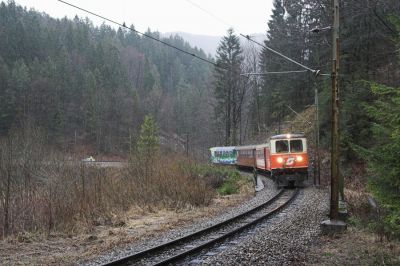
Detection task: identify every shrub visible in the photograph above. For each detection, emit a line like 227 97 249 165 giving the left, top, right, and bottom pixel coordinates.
217 171 243 195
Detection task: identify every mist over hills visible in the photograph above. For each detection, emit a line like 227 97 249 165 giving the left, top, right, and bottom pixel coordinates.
163 31 266 57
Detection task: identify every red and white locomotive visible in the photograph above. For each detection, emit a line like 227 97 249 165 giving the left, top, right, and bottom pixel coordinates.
212 133 309 187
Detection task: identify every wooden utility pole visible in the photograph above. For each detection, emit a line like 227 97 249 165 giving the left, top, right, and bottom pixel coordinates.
330 0 340 220
314 85 321 185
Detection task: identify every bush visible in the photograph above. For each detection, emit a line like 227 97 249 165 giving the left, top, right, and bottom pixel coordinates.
217 171 243 195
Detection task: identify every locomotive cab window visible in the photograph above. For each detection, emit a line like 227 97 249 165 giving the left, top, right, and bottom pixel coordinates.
275 140 289 153
290 139 303 152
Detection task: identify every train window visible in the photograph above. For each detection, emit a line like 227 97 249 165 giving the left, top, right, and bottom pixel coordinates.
290 140 303 152
275 140 289 153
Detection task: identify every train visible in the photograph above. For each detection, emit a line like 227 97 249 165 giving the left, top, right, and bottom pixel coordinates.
210 133 309 187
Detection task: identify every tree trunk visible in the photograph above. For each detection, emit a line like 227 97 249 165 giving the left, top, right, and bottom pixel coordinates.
3 138 12 237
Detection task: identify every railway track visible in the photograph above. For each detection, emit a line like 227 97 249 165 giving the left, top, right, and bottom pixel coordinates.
103 188 299 266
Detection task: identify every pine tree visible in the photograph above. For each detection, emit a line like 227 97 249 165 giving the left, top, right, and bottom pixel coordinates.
214 28 244 145
259 0 288 125
0 56 10 134
259 0 315 129
137 115 159 179
360 82 400 237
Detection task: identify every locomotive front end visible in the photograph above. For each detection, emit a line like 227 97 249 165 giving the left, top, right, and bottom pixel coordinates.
269 134 309 187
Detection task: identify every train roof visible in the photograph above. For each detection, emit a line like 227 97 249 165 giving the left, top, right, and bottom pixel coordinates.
235 145 257 150
255 143 269 149
270 133 305 140
210 146 236 152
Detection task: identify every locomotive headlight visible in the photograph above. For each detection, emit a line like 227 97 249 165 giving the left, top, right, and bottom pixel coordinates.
277 157 284 163
296 155 303 162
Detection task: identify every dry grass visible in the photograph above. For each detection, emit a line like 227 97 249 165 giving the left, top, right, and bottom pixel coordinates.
125 155 215 209
307 227 400 265
0 187 252 265
0 128 217 239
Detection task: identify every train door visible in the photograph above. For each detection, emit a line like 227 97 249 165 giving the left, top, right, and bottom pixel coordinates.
265 147 271 171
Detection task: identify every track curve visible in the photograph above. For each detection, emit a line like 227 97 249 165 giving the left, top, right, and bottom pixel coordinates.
103 188 299 266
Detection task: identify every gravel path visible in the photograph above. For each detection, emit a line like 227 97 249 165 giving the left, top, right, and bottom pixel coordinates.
87 174 280 265
198 187 329 265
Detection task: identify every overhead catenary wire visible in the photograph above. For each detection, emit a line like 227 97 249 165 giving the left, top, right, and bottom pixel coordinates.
184 0 234 30
286 105 312 125
183 0 323 76
240 34 319 75
241 70 308 76
58 0 329 77
57 0 226 70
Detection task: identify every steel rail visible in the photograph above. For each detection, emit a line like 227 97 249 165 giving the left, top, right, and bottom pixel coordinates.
154 189 299 265
103 188 283 265
103 188 298 266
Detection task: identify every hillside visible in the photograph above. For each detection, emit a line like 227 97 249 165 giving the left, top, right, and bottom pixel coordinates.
0 1 214 154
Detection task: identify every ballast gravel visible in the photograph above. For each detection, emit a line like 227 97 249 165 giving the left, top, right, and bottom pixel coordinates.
86 174 280 265
199 187 329 265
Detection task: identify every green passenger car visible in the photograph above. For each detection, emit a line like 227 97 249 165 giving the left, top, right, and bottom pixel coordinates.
210 146 237 165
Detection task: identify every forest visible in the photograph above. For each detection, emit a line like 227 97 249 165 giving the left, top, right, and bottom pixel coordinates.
0 0 400 239
0 0 214 155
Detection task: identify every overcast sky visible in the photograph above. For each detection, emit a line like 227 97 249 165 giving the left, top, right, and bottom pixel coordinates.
13 0 273 36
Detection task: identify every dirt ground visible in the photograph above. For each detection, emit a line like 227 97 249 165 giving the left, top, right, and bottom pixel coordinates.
306 226 400 265
0 193 252 265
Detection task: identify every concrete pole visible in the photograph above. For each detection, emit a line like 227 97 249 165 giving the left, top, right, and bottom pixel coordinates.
330 0 340 220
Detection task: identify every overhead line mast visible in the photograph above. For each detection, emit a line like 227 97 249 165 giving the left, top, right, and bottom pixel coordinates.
330 0 340 221
321 0 346 234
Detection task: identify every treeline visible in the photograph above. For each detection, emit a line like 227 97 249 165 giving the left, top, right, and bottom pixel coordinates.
257 0 400 147
0 1 214 154
213 0 400 148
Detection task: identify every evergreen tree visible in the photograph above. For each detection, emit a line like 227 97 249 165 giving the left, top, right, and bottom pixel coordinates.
259 0 287 126
214 28 244 145
360 82 400 237
137 115 159 178
259 0 316 129
0 56 10 134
